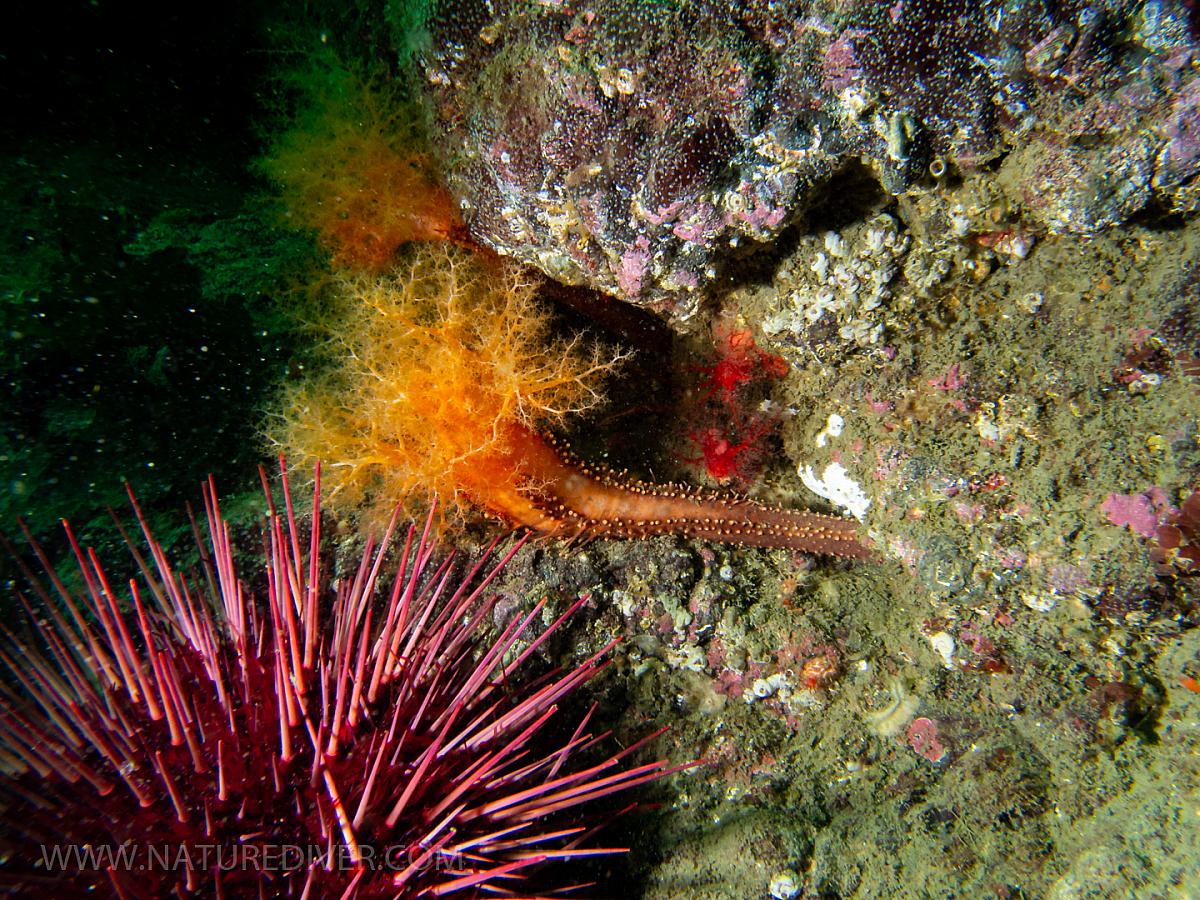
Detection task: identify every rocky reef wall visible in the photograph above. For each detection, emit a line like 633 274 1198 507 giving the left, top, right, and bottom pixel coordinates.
416 0 1200 321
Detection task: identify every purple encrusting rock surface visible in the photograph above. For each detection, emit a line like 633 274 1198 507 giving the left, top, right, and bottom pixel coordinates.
418 0 1200 319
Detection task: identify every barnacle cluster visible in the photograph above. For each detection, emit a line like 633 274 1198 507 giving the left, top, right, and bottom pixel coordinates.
762 214 909 349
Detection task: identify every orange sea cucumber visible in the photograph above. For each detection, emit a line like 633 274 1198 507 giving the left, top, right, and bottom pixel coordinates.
273 246 870 559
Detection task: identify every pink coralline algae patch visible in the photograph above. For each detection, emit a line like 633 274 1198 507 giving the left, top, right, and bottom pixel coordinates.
820 28 867 92
722 181 788 233
992 545 1028 570
866 394 895 415
672 202 722 243
907 717 948 763
616 234 651 297
1101 487 1174 537
928 362 967 392
713 669 745 699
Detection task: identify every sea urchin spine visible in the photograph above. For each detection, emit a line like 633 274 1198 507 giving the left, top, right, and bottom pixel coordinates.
0 460 683 898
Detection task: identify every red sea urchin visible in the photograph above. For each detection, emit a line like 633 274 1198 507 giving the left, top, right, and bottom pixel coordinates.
0 461 683 897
